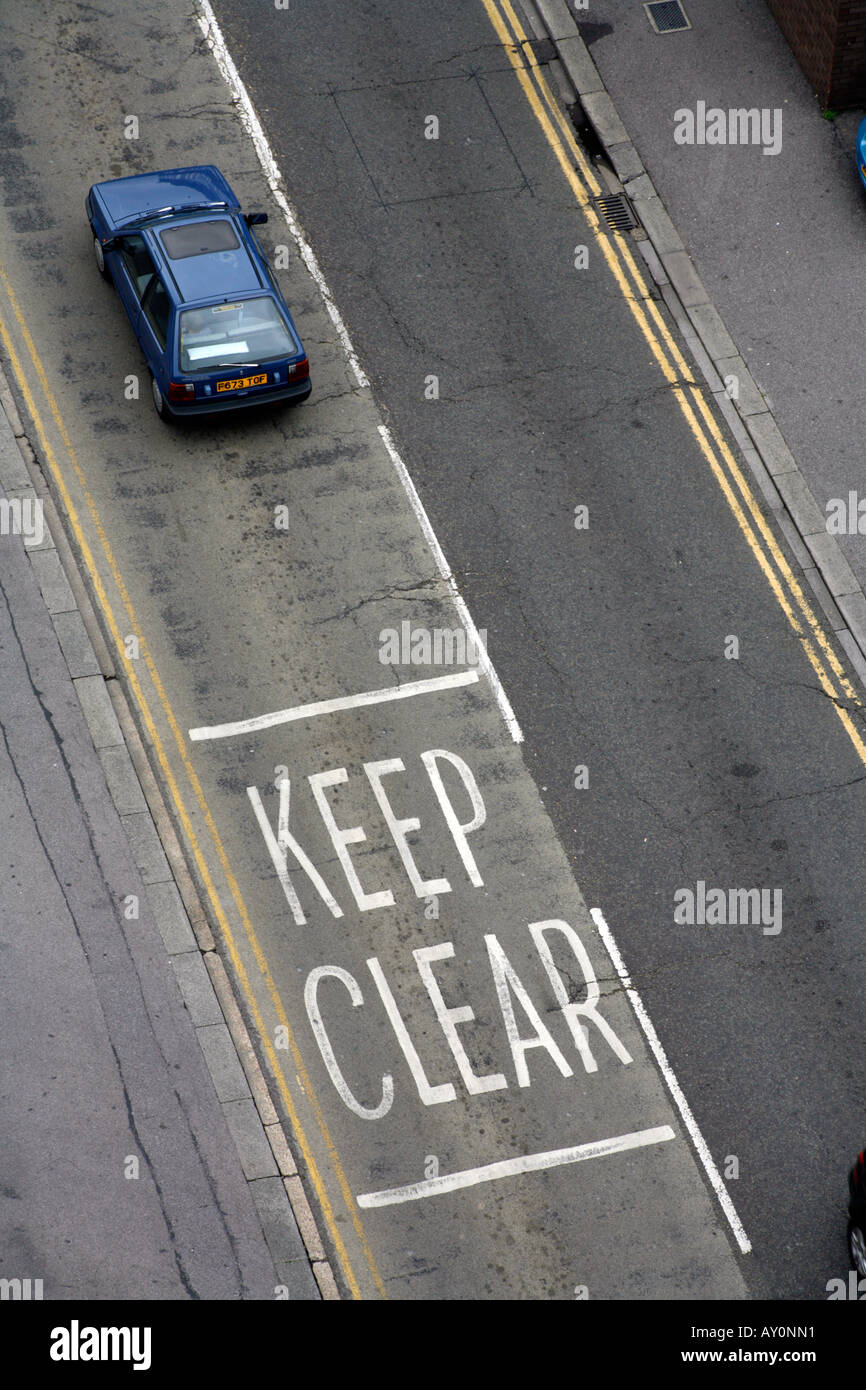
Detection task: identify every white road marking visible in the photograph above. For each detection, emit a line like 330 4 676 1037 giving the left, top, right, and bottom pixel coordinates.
590 907 752 1255
196 1 368 388
188 670 480 742
195 1 524 746
193 1 749 1273
378 425 523 744
356 1125 676 1207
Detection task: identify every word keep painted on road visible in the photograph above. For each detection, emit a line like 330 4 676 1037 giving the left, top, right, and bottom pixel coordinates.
247 748 632 1119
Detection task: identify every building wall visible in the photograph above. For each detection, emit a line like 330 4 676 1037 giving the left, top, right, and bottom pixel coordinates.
765 0 866 108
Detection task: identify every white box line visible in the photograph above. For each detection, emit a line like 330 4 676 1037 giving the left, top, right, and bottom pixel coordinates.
591 907 752 1255
188 669 480 742
356 1124 677 1208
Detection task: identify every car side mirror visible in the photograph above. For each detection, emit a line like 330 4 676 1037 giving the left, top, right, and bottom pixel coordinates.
101 237 119 253
244 212 268 226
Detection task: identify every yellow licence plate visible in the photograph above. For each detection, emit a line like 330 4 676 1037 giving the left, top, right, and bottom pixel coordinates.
216 374 267 392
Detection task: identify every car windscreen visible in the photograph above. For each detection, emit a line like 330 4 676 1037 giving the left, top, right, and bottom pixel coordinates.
178 298 298 371
160 220 239 259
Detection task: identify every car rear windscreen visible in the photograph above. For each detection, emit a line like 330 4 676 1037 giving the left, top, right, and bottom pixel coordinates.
159 220 239 259
179 298 298 371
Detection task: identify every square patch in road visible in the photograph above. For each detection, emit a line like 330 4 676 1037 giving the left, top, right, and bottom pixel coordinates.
644 2 691 34
332 76 527 206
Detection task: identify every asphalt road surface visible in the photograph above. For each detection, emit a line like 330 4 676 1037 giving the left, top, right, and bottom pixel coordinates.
1 0 865 1300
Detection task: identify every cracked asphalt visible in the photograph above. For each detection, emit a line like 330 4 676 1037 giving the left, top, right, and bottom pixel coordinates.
207 0 866 1298
1 0 864 1303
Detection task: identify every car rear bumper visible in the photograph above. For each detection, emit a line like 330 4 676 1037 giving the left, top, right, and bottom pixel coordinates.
163 377 311 417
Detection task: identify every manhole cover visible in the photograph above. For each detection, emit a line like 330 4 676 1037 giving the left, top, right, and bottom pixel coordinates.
644 1 691 34
596 193 638 232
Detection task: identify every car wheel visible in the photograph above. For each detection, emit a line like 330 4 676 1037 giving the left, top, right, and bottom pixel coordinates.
150 374 169 421
849 1220 866 1277
93 233 109 280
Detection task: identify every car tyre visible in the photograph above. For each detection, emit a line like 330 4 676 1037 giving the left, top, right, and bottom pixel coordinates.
849 1219 866 1278
92 233 110 280
150 374 170 422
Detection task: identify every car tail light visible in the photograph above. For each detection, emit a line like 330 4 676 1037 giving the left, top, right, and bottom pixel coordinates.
287 356 309 379
167 381 195 404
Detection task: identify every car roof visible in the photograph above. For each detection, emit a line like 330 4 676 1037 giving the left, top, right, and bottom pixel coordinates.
92 165 239 225
149 214 265 302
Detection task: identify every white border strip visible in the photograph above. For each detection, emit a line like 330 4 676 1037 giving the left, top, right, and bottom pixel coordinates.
195 0 523 746
189 670 480 742
590 907 752 1255
196 2 368 388
378 425 523 743
356 1125 676 1208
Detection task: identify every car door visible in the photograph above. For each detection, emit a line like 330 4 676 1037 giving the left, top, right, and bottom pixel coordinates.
113 234 157 330
137 274 173 389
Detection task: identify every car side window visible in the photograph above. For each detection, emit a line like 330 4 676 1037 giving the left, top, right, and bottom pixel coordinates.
140 276 171 351
118 235 157 302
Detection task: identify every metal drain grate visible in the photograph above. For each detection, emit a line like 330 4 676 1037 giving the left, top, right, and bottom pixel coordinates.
596 193 637 232
644 1 691 34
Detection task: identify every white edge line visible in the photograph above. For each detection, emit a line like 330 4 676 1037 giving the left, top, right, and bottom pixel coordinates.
590 907 752 1255
195 0 523 747
189 670 480 742
196 1 368 389
356 1125 676 1208
378 424 523 744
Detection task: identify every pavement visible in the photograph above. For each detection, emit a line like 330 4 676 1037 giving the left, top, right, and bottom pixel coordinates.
550 0 866 675
0 388 327 1300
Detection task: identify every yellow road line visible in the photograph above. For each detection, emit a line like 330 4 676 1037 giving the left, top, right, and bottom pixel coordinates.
497 1 858 654
483 0 866 760
500 0 603 198
0 264 386 1300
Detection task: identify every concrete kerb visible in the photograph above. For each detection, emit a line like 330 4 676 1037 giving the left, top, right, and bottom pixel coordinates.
0 361 338 1301
523 0 866 691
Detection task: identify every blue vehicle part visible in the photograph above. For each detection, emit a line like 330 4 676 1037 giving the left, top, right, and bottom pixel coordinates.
86 166 310 420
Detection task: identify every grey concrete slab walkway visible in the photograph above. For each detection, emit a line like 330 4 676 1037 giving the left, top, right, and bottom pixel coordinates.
0 394 318 1300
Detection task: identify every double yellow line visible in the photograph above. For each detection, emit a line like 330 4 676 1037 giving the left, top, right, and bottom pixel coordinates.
0 265 384 1299
483 0 866 765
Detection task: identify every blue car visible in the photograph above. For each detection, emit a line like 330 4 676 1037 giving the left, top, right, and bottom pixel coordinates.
857 117 866 192
86 165 310 419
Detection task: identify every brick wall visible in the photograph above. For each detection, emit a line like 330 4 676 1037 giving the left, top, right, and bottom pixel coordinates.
765 0 866 107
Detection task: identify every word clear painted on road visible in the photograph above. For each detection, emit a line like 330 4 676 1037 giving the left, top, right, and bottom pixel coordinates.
304 920 633 1118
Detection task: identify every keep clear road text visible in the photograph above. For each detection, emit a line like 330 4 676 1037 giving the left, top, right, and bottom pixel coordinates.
188 667 748 1300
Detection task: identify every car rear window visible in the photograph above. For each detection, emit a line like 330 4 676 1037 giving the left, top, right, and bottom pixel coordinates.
159 220 239 260
178 297 298 371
